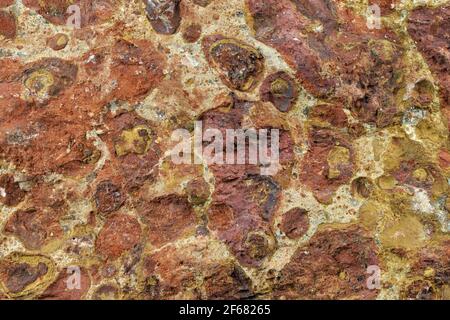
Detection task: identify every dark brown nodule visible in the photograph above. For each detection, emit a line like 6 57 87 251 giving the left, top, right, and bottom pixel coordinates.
260 71 298 112
280 207 309 239
185 178 210 205
243 232 274 261
94 181 125 214
193 0 213 7
351 177 374 198
182 23 202 43
6 262 48 294
0 175 26 207
206 37 264 91
47 33 69 51
143 0 181 35
274 226 379 299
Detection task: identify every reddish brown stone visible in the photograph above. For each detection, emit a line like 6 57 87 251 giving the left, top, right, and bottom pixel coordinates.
300 128 354 204
94 180 125 215
280 207 309 239
40 267 91 300
185 177 210 205
246 0 334 97
246 0 403 126
408 6 450 109
143 0 181 35
80 47 107 77
0 112 99 176
309 104 348 128
135 194 196 247
23 0 69 25
142 246 253 299
274 225 379 299
203 263 253 300
93 284 119 300
46 33 69 51
2 0 448 302
368 0 398 15
0 40 164 176
110 39 166 102
0 42 162 182
392 161 445 195
438 149 450 169
95 214 142 260
208 203 235 232
203 35 264 91
200 95 248 137
101 112 162 191
182 23 202 43
4 208 63 250
200 95 294 170
351 177 374 198
207 174 280 267
199 98 286 266
278 129 295 166
0 174 26 207
0 10 16 39
260 71 298 112
0 0 14 8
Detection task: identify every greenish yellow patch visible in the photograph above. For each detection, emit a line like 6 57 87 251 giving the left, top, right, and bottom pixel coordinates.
56 34 68 47
24 69 54 99
377 175 398 190
327 146 350 179
412 168 428 182
115 125 152 157
380 215 426 250
359 201 382 229
416 118 446 145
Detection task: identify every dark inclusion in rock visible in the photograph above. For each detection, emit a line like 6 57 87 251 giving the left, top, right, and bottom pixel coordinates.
274 225 379 299
203 35 265 91
22 58 78 102
260 71 298 112
143 0 181 35
94 180 126 215
5 262 48 294
280 207 309 239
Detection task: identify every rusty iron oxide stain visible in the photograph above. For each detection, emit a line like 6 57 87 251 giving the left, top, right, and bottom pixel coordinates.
0 0 449 300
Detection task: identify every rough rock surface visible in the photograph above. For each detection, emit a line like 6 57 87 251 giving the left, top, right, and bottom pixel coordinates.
0 0 449 300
